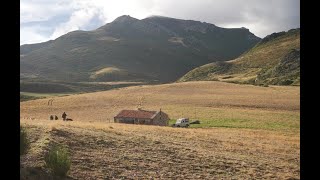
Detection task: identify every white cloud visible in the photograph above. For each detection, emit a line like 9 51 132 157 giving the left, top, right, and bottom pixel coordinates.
20 0 73 23
20 26 51 45
50 7 101 39
20 0 300 44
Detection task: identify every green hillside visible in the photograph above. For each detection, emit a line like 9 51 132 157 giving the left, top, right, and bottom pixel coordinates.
179 28 300 86
20 15 260 84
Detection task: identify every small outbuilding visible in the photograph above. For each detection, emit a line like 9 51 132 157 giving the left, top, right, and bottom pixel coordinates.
114 108 169 126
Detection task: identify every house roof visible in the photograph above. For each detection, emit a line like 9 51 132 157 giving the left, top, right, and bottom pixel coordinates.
114 109 159 119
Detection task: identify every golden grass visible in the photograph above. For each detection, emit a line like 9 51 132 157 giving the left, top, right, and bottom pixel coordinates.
90 67 126 79
20 81 299 178
232 33 300 71
21 81 299 132
20 119 300 179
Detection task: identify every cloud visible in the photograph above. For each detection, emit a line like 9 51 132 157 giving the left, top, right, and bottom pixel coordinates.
20 26 51 45
20 0 73 23
20 0 300 45
50 7 104 39
147 0 299 38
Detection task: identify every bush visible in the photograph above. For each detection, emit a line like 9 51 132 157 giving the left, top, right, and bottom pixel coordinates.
279 79 293 85
20 126 29 155
190 120 200 124
45 144 71 177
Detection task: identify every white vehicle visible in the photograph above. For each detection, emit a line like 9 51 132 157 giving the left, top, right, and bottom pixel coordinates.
173 118 189 127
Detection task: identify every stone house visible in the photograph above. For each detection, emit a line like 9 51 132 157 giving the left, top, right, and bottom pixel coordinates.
114 108 169 126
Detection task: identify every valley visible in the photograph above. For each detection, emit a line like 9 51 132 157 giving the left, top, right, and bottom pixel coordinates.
20 14 300 180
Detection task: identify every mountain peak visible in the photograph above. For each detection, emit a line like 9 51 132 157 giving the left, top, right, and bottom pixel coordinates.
112 15 138 23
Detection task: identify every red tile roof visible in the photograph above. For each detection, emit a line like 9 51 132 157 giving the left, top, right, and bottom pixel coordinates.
114 109 158 119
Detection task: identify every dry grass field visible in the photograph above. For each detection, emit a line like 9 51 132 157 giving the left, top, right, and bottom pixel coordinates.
20 81 300 179
21 81 299 131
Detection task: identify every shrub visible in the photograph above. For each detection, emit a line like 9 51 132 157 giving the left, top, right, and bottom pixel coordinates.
45 144 71 177
20 126 29 155
279 79 293 85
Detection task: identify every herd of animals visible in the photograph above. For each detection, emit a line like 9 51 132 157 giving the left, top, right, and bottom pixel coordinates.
47 100 73 121
49 112 73 121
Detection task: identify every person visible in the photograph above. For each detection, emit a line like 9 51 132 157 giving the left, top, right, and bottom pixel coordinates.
50 115 54 120
54 115 58 120
62 112 67 121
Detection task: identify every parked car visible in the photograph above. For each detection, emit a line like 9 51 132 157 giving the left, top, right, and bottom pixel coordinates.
172 118 189 127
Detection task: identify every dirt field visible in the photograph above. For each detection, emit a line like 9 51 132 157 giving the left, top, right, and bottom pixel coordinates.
20 120 299 179
20 81 300 179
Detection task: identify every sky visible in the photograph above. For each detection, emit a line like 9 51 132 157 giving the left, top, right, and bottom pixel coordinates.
20 0 300 45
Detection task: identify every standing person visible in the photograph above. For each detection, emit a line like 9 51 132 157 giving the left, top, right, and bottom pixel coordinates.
62 112 67 121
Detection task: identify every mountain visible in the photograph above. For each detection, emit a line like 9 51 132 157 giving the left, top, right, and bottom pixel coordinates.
178 28 300 86
20 15 260 83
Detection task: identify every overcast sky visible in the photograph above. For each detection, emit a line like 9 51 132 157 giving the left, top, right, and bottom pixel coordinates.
20 0 300 45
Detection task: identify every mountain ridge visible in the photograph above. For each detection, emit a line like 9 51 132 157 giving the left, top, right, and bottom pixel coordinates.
20 15 261 84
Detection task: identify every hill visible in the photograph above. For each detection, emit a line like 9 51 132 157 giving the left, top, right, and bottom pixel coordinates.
20 15 260 83
179 28 300 86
